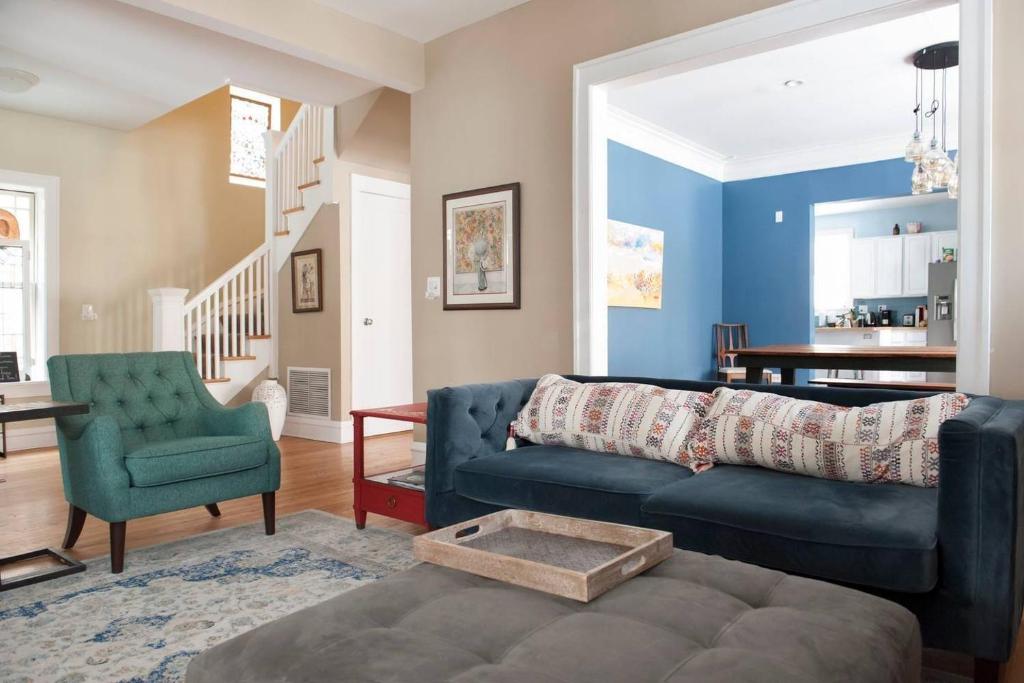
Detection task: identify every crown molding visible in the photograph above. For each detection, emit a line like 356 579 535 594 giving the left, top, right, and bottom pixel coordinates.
607 106 912 183
606 106 728 181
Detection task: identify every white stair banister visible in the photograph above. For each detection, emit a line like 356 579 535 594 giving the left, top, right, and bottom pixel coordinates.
149 288 189 351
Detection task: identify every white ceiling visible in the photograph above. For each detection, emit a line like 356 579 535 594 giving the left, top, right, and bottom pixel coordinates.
313 0 532 43
0 0 380 130
609 5 959 177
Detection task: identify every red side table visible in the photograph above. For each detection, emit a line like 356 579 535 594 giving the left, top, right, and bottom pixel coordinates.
350 402 428 529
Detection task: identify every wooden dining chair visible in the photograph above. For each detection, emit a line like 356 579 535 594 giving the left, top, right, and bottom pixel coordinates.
713 323 777 384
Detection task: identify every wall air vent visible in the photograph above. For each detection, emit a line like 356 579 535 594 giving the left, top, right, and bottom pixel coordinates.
287 367 330 418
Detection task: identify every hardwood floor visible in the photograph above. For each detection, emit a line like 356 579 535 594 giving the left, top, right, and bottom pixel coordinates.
2 433 1022 682
0 432 423 562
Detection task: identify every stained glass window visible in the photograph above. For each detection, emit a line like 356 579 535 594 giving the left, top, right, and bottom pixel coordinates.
230 95 272 182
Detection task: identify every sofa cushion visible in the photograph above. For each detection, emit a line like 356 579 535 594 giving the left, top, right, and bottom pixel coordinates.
685 387 969 487
513 374 713 465
642 465 938 593
125 435 269 488
454 445 693 525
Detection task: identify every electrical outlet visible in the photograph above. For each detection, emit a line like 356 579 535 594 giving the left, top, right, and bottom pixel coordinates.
425 276 441 300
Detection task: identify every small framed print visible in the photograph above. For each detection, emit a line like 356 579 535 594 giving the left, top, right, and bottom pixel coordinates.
443 183 520 310
291 248 323 313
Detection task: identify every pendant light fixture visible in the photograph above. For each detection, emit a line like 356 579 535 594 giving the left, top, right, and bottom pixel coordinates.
905 41 958 198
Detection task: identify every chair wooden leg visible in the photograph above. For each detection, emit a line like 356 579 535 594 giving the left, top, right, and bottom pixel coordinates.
261 491 276 535
110 521 126 574
62 505 87 549
204 503 221 517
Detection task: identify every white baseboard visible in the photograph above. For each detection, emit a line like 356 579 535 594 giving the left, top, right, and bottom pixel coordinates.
6 424 57 452
282 416 414 444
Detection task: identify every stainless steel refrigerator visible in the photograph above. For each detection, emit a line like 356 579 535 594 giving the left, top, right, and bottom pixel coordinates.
927 261 957 382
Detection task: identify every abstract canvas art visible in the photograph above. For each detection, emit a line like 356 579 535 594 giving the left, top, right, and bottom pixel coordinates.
607 220 664 309
443 183 520 310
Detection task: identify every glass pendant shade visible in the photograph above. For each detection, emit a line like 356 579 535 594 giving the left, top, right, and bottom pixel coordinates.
922 140 946 174
911 162 933 195
904 132 926 162
930 152 955 188
946 155 959 199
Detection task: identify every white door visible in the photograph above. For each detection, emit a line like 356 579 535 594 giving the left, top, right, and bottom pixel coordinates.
850 239 876 299
351 175 412 436
902 234 931 296
874 236 904 297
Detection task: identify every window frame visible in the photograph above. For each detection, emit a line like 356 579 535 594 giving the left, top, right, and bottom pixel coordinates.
0 169 58 397
228 85 282 188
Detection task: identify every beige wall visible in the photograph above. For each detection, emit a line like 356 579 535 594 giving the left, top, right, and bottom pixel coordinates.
989 0 1024 398
410 0 783 400
278 88 410 420
0 86 298 356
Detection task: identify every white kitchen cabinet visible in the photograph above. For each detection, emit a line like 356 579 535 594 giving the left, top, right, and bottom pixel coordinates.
850 239 877 299
902 233 931 296
930 230 958 263
874 236 904 297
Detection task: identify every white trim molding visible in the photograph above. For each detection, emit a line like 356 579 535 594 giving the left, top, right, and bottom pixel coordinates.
606 106 728 181
6 424 57 452
573 0 989 394
283 415 350 443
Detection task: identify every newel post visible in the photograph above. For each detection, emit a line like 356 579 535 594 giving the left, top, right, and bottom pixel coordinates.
148 288 189 351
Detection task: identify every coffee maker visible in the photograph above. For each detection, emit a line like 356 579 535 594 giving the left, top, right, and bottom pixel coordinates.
879 308 894 327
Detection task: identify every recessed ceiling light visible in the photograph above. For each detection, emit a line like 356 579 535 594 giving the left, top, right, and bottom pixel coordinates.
783 79 804 88
0 68 40 94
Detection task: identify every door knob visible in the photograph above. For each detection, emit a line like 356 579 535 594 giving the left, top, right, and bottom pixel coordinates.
363 318 373 326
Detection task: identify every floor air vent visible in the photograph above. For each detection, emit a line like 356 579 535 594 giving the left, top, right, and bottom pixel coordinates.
287 367 331 418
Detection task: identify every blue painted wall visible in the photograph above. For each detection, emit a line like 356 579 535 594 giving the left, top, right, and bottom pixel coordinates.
721 157 917 351
607 141 722 380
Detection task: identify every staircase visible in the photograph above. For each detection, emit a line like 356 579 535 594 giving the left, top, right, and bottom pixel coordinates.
150 103 335 403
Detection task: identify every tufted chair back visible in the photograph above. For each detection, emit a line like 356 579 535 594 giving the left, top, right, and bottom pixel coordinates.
48 352 219 452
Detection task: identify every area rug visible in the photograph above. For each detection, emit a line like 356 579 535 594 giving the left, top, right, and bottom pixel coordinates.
0 510 418 682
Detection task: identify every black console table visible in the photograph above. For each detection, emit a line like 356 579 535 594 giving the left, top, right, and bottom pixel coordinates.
0 400 90 591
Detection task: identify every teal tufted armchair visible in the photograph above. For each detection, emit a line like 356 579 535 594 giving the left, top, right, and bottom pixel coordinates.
47 351 280 573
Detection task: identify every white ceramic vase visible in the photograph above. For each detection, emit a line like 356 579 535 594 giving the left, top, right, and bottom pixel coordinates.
252 379 287 442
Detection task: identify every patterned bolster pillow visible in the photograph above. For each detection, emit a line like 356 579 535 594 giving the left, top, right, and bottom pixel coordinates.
512 374 714 465
684 387 970 487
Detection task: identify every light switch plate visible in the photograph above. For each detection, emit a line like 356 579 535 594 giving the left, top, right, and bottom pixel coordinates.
425 276 441 300
774 210 784 223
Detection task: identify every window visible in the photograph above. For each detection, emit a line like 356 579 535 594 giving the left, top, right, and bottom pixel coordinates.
229 86 281 188
814 228 853 313
0 187 37 381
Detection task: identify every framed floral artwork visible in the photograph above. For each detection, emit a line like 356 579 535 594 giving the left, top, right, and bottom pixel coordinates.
442 183 520 310
291 248 323 313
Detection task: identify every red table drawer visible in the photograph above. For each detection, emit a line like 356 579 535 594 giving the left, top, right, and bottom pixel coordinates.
359 480 426 526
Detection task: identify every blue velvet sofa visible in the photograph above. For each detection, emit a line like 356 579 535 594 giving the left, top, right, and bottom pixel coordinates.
426 375 1024 669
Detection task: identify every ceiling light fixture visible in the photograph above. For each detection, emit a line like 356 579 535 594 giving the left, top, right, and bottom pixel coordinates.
783 79 804 88
0 68 40 94
905 42 958 198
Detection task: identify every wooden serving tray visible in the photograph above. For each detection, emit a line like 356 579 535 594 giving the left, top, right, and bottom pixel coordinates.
413 510 673 602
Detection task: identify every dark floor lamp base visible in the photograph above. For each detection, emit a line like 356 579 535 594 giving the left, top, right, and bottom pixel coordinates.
0 547 86 591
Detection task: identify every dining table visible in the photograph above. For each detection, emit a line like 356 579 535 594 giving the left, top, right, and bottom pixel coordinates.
733 344 957 385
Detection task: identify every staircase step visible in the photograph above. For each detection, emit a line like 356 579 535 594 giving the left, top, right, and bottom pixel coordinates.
248 334 272 340
283 206 304 215
203 377 231 384
297 180 320 191
222 355 257 361
313 156 326 164
273 230 290 237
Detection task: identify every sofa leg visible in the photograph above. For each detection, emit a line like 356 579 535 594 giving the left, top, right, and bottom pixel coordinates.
110 521 126 574
974 658 1000 683
62 505 87 549
204 503 221 517
261 492 276 535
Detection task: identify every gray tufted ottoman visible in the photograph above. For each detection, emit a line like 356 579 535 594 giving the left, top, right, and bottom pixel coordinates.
186 550 921 682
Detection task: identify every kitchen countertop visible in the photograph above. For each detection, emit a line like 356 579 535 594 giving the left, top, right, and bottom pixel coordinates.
815 326 927 332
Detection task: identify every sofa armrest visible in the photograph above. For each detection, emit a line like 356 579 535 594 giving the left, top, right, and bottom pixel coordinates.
425 380 537 499
938 396 1024 660
57 414 131 521
202 401 274 441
